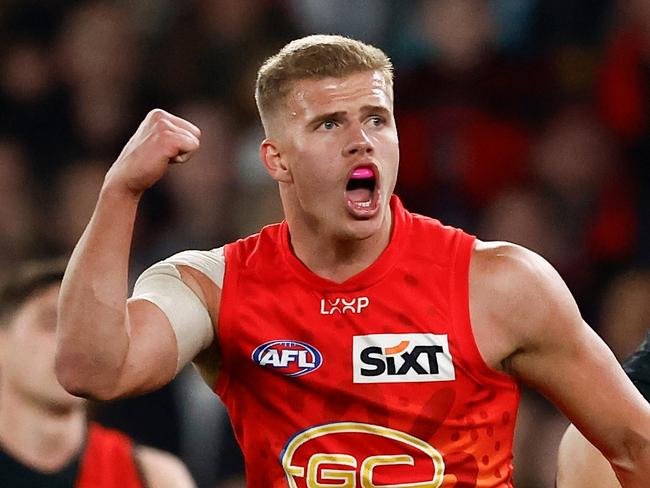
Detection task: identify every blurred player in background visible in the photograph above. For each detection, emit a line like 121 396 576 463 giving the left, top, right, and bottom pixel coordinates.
557 330 650 487
56 35 650 486
0 258 196 488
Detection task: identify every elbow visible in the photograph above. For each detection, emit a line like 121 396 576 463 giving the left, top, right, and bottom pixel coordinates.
608 428 650 486
55 351 122 402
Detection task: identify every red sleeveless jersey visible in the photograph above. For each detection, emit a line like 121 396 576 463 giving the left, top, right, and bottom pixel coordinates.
216 196 520 487
76 423 144 488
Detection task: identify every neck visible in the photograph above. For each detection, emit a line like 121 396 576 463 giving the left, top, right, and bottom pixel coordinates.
0 388 86 472
286 206 393 283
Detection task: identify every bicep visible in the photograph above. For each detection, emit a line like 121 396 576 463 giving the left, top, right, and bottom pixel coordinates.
116 248 225 396
114 299 179 396
114 268 218 397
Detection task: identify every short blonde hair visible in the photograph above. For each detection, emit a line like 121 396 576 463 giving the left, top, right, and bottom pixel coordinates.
255 34 393 132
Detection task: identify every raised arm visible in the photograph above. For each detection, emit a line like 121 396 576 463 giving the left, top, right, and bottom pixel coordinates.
55 109 205 400
470 241 650 487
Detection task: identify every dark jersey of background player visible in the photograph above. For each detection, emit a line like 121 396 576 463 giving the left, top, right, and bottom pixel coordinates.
624 332 650 401
0 423 144 488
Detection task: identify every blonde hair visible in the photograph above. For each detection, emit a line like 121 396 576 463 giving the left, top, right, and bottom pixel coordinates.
255 34 393 132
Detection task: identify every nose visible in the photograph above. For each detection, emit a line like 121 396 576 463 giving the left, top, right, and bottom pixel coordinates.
343 124 374 157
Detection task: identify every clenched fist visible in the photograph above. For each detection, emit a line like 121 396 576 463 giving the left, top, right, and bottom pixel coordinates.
105 109 201 197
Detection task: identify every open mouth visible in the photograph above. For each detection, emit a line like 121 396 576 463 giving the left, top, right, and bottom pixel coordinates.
344 165 379 218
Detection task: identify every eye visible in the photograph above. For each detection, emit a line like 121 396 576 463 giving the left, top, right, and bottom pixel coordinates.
320 120 338 130
367 115 385 127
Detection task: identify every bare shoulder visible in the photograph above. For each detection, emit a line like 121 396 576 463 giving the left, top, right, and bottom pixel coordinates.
136 445 196 488
469 240 582 372
471 240 571 307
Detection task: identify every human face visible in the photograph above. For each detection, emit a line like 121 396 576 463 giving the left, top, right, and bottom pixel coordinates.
0 284 85 412
270 70 399 241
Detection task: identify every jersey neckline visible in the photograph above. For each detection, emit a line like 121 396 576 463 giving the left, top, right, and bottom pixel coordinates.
279 195 410 292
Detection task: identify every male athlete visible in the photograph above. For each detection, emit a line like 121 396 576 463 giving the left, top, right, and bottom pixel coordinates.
56 35 650 486
0 258 195 487
557 331 650 487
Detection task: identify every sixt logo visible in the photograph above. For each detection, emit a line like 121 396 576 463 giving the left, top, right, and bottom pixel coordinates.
252 340 322 377
320 296 369 315
353 333 455 384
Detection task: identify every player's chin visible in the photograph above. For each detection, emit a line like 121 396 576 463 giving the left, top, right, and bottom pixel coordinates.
341 210 385 240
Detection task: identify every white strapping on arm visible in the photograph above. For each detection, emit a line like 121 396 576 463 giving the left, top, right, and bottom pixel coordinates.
131 247 225 373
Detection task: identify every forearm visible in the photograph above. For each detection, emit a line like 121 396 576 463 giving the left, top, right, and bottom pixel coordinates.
56 109 201 399
557 371 650 487
56 181 141 399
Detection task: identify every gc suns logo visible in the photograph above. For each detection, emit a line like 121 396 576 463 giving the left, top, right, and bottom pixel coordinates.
281 422 445 487
252 340 323 377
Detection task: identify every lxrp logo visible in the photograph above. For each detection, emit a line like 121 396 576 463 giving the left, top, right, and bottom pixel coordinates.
353 333 455 384
320 296 369 315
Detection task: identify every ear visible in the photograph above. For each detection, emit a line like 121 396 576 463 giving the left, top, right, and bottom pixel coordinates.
260 139 292 183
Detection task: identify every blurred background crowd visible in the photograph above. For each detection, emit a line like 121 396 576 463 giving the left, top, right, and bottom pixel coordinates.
0 0 648 486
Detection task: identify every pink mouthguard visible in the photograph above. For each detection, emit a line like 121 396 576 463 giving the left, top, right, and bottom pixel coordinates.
350 167 374 179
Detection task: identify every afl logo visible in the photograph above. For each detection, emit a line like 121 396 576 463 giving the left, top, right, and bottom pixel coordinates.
252 340 323 377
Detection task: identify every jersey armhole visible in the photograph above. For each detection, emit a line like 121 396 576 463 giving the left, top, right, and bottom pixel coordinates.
163 249 225 343
214 243 235 401
450 232 518 389
134 248 226 373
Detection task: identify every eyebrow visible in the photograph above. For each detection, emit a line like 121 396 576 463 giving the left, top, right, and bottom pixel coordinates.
359 105 391 118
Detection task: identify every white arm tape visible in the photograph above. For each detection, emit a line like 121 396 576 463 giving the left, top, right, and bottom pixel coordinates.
163 248 225 289
132 262 215 373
